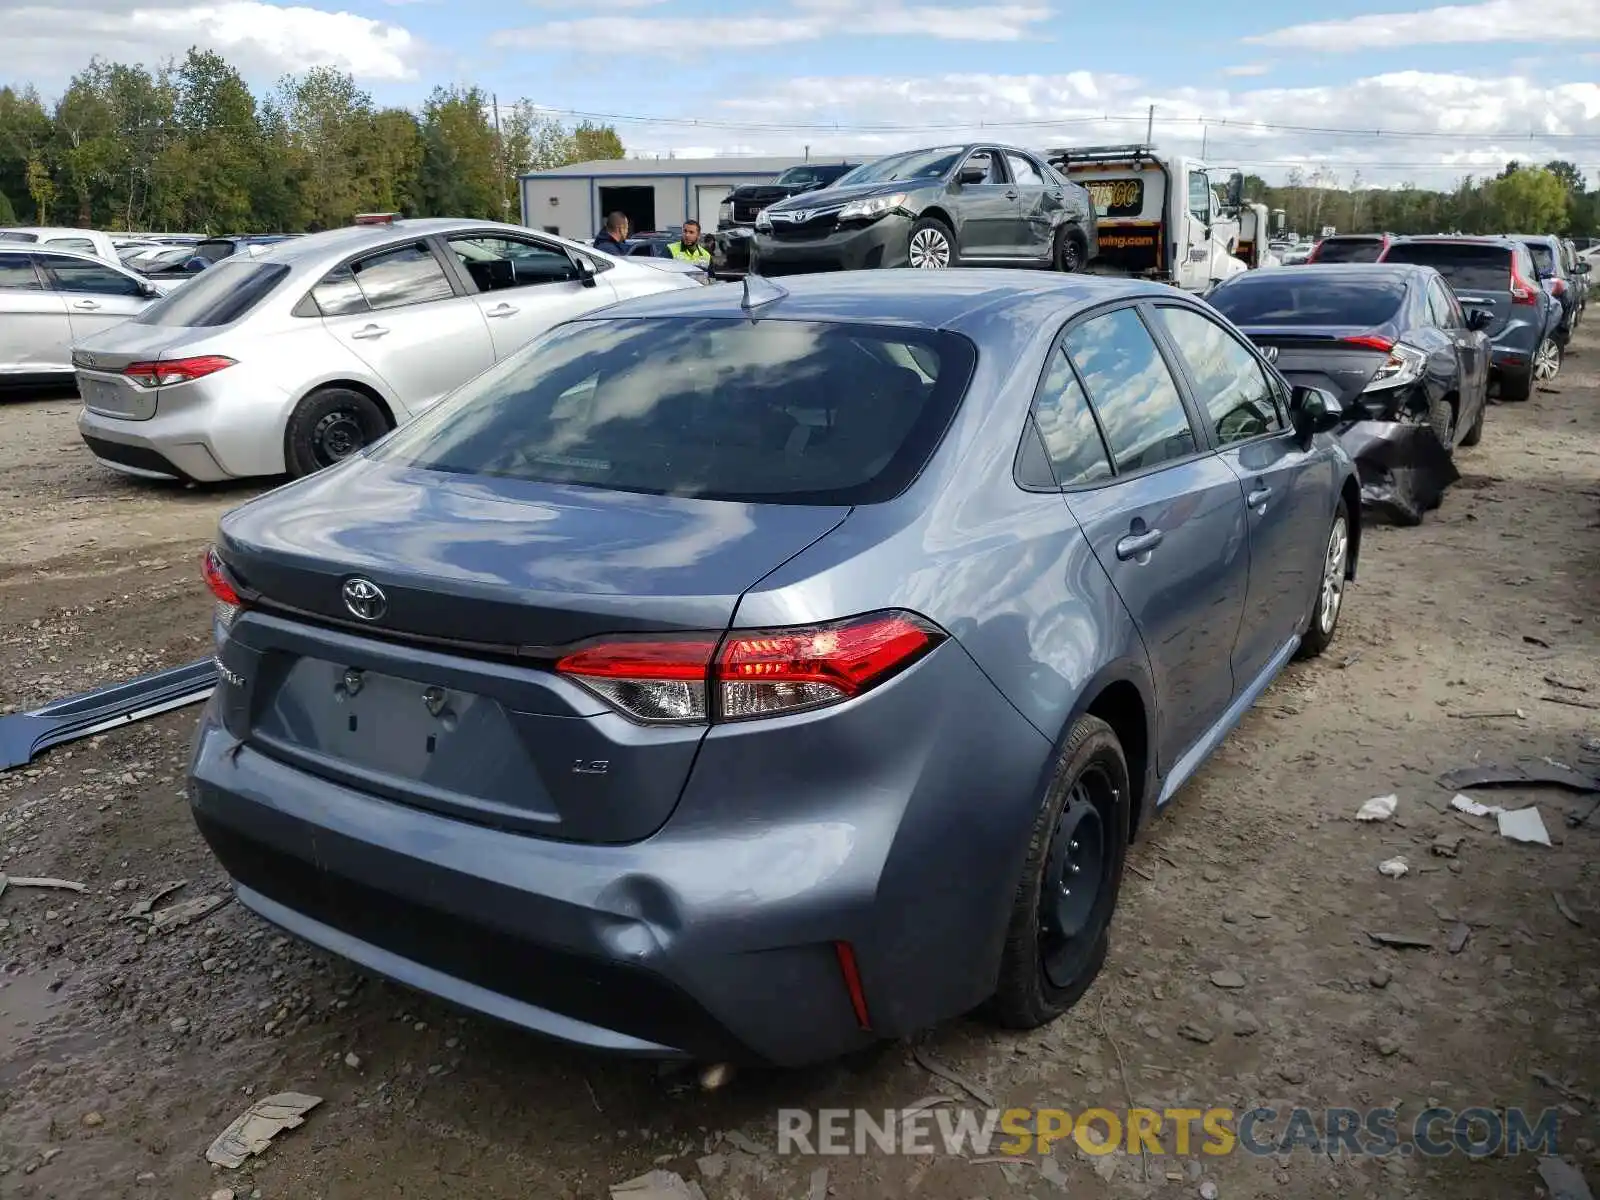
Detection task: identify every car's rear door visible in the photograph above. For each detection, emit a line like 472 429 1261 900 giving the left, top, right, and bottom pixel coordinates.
36 253 153 342
312 239 496 417
1148 301 1324 686
0 251 71 374
1426 276 1487 430
1057 304 1250 775
441 231 618 361
1004 151 1055 261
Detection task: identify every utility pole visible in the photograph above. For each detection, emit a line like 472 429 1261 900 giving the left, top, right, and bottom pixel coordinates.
1145 104 1155 145
492 92 509 221
1200 124 1207 159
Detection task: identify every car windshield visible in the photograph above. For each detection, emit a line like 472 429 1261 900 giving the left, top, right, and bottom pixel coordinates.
835 148 964 186
1523 242 1556 276
1316 239 1384 263
370 316 977 506
1381 242 1512 290
132 260 290 327
1209 275 1406 327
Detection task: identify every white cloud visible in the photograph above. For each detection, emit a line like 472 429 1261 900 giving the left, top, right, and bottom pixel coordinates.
1221 63 1270 78
494 0 1051 53
1250 0 1599 51
604 69 1600 188
3 0 425 82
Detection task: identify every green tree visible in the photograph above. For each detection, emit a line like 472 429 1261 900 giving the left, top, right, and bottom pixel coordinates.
171 47 265 231
570 120 624 162
0 189 16 223
0 86 54 224
499 101 573 218
25 152 56 223
418 85 499 218
1484 167 1568 234
1545 160 1585 194
278 66 380 228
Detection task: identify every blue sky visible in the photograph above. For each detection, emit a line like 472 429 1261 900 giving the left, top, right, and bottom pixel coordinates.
6 0 1599 186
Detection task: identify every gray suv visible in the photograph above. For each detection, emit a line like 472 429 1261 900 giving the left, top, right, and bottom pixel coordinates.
1511 234 1583 346
1380 236 1562 401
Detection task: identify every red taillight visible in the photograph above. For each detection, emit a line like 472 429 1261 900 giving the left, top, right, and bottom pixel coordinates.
555 611 944 725
834 941 873 1030
1342 334 1396 352
1306 242 1322 263
201 545 244 629
1510 263 1538 306
1551 278 1567 297
124 355 236 388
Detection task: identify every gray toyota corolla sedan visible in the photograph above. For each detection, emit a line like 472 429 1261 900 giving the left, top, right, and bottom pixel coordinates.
189 270 1361 1067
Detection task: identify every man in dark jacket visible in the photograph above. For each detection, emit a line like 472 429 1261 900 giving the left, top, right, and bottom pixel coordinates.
593 212 629 255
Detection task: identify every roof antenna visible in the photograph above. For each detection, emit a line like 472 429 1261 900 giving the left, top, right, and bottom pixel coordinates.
741 273 787 314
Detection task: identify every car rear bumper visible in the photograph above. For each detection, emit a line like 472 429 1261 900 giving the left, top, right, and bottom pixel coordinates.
186 640 1052 1066
76 369 295 481
751 215 910 275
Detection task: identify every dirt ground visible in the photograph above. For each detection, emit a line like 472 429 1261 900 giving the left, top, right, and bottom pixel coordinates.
1 338 1597 1200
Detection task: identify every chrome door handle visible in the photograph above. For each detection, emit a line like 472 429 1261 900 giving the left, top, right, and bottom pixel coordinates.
1247 485 1273 510
485 304 519 318
1116 529 1164 560
350 324 389 340
73 300 101 310
1005 190 1019 200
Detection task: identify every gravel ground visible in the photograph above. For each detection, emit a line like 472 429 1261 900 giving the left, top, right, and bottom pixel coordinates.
1 339 1597 1200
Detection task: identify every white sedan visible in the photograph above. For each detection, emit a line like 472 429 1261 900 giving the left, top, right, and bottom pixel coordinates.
71 218 709 482
0 246 172 386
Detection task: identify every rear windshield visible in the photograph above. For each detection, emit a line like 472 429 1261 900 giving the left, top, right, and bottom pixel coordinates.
1209 274 1406 327
0 231 39 243
1315 238 1384 263
1381 242 1511 290
371 316 977 505
132 260 289 327
194 240 237 263
1523 242 1556 275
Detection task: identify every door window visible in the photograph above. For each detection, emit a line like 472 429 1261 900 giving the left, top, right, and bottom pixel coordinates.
309 263 371 317
39 255 144 296
1187 172 1212 220
1005 153 1044 187
0 252 41 289
448 235 580 292
1026 348 1113 486
1154 306 1283 445
1063 307 1197 473
349 243 455 312
963 150 1002 184
1427 280 1461 329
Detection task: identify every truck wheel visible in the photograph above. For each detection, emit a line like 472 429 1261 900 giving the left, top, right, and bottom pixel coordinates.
907 218 957 269
1053 227 1086 273
285 387 390 478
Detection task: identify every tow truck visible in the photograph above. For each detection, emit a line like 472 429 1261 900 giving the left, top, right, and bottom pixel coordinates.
1234 203 1286 269
1045 144 1249 292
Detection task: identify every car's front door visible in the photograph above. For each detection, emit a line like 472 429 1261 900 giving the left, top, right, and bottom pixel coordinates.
1149 302 1326 686
1177 171 1214 292
0 251 71 375
1005 151 1057 262
953 148 1020 260
1058 305 1251 774
313 240 496 418
37 253 153 342
443 232 618 361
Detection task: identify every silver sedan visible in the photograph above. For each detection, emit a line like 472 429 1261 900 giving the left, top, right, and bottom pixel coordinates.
0 247 171 385
72 218 710 482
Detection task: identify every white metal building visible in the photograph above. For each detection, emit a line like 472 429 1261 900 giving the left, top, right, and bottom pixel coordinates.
519 157 816 240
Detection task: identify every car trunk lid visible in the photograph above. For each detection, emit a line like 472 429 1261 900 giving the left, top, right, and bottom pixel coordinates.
212 459 850 843
1240 324 1397 407
71 323 186 420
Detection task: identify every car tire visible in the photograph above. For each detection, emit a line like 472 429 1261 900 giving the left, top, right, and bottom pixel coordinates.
1460 397 1485 447
907 217 958 270
988 713 1129 1030
1426 394 1456 452
1531 334 1563 384
284 387 391 479
1295 499 1351 660
1053 226 1087 273
1498 367 1533 403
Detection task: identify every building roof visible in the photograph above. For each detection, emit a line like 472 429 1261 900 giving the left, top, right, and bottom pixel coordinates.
521 156 829 180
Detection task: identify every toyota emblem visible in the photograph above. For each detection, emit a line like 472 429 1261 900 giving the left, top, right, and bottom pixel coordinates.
342 577 387 621
1261 345 1280 364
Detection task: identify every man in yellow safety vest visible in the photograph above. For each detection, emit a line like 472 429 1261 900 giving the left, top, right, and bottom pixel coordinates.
667 220 712 268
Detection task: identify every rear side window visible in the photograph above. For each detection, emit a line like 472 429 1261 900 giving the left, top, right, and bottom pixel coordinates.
1382 242 1511 290
370 317 977 506
1026 349 1112 486
0 252 40 289
1063 307 1196 473
1208 274 1406 327
40 256 144 296
1524 243 1556 276
132 261 290 327
46 237 97 255
1316 239 1384 263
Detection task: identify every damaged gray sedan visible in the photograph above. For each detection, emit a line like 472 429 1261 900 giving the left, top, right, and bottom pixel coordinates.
1208 263 1491 524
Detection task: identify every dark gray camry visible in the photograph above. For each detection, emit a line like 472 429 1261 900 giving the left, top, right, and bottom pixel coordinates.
190 270 1360 1066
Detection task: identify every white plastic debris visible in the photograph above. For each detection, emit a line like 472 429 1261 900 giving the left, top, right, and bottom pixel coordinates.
205 1093 321 1168
1450 794 1504 818
1378 856 1410 878
1356 794 1398 822
1497 806 1551 847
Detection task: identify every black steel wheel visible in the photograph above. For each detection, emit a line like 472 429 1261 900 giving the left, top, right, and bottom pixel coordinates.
285 387 391 478
1054 227 1086 273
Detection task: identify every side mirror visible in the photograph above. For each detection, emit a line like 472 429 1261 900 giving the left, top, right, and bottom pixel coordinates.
1465 307 1493 332
1575 262 1591 275
573 255 598 288
1290 385 1343 445
1225 171 1244 209
141 282 161 298
958 163 988 185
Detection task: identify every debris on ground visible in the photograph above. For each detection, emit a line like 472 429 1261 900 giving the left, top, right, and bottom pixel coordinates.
0 875 87 898
1497 807 1552 846
149 892 230 932
912 1045 997 1107
1209 969 1246 989
205 1093 322 1169
1533 1071 1595 1108
1554 892 1582 927
1377 856 1409 878
807 1166 829 1200
1368 931 1434 950
1451 794 1503 818
124 879 186 919
1448 923 1472 954
610 1170 709 1200
1438 761 1600 794
1177 1022 1216 1044
1537 1155 1596 1200
1430 833 1464 857
1356 794 1397 821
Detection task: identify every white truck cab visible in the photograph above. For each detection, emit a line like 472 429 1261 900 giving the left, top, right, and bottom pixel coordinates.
1235 204 1283 269
1045 144 1249 292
